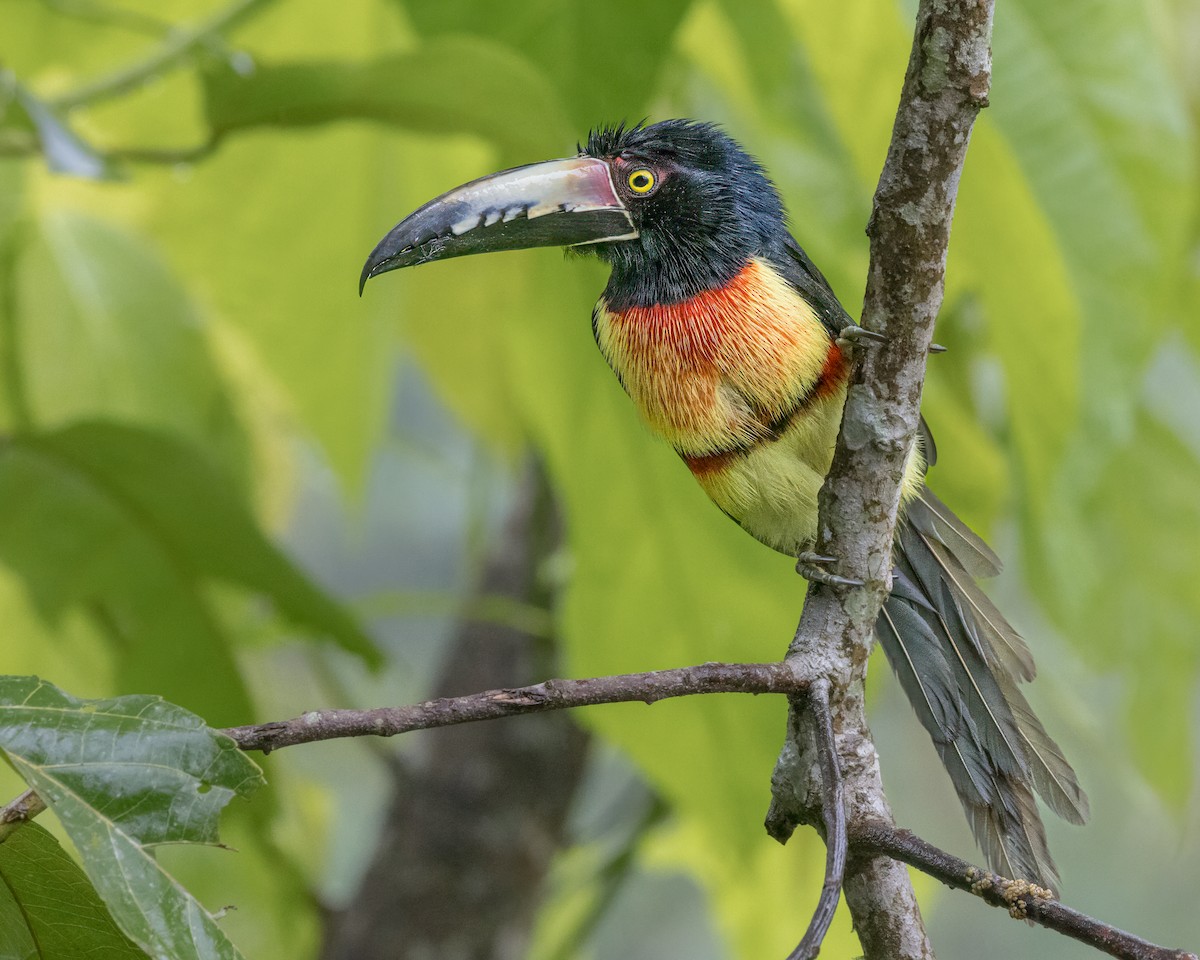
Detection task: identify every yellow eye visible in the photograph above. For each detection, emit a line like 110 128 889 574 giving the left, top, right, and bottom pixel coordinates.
627 169 656 194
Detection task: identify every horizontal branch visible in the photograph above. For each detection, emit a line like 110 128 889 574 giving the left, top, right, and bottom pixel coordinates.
223 661 808 753
222 663 1192 959
0 789 46 843
852 822 1199 960
0 661 1189 959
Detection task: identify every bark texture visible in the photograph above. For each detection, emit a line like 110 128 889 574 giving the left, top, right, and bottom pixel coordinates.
767 1 996 957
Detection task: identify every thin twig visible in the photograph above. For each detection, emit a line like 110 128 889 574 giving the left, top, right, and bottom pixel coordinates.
44 0 173 37
105 140 219 165
223 662 809 753
50 0 278 111
787 679 847 960
0 133 221 167
0 789 46 843
851 823 1199 960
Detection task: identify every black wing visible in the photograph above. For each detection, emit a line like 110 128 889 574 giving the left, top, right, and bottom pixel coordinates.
766 234 853 339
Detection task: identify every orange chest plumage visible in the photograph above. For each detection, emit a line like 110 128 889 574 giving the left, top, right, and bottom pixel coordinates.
592 258 845 457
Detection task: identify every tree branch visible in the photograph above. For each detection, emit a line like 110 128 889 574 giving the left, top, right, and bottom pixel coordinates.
0 788 46 843
1 664 1189 958
851 823 1199 960
768 0 996 956
223 661 809 753
786 679 847 960
217 666 1190 960
50 0 278 111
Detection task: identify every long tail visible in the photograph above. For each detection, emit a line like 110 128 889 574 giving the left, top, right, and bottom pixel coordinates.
876 487 1089 888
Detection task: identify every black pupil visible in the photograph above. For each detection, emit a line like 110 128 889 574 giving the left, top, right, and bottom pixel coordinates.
634 173 650 189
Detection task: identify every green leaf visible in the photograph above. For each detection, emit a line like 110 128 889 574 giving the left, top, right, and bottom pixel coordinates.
202 39 572 158
0 821 144 960
13 210 251 484
0 676 263 959
0 422 377 724
1079 415 1200 805
992 0 1195 413
402 0 693 131
947 122 1083 522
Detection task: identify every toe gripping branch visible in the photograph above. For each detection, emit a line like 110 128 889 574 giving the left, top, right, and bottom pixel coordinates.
836 325 945 354
796 551 866 590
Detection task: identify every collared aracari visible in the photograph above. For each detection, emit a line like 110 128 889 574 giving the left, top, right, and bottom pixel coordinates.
360 119 1088 886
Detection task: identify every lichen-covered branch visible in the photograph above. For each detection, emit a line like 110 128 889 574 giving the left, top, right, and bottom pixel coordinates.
768 0 996 957
0 788 45 843
224 661 808 753
852 823 1199 960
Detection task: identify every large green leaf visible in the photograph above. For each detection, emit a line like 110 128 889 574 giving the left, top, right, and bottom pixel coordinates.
132 0 406 493
992 0 1194 412
12 209 250 486
985 0 1200 668
202 39 571 158
0 821 143 960
0 676 263 959
0 422 377 724
402 0 695 130
1080 415 1200 805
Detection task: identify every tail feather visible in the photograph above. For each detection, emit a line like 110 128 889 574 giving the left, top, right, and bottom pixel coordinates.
876 486 1088 888
926 536 1037 682
910 487 1001 577
908 489 1036 681
877 599 965 742
971 781 1058 887
1002 683 1091 825
894 548 1028 779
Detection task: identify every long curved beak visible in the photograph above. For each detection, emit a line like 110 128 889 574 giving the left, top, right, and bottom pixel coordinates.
359 156 636 294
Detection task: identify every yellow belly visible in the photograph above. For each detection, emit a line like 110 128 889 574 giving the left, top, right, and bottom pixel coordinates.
691 390 843 554
689 383 928 556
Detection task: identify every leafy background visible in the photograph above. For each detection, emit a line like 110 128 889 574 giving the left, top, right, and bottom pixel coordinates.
0 0 1198 957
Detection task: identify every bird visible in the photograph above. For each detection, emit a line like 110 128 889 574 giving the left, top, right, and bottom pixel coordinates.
359 118 1089 887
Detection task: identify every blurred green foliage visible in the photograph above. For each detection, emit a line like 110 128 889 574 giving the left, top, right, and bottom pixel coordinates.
0 0 1197 957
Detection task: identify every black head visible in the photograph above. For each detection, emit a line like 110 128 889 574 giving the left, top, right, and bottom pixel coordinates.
580 120 787 308
359 118 788 306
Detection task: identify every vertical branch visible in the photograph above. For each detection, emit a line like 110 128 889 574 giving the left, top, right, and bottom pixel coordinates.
769 0 995 957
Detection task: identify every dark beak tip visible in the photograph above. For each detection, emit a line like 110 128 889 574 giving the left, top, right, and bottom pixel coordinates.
358 256 387 296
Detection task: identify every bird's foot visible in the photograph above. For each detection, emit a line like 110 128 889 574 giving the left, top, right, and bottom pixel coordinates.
795 551 865 589
836 325 888 353
836 325 947 356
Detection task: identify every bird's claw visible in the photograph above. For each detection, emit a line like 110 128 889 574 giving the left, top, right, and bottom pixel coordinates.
836 325 888 352
837 326 947 356
795 551 866 589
